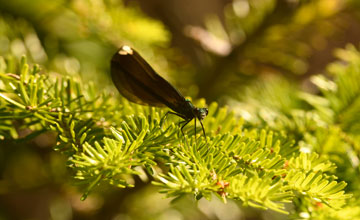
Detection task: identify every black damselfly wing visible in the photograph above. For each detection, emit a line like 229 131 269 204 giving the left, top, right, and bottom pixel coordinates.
111 46 186 113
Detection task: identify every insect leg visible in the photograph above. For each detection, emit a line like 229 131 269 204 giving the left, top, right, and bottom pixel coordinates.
199 120 207 140
194 117 197 139
177 120 187 127
161 111 186 127
169 111 186 118
160 111 170 126
180 119 192 138
177 120 187 135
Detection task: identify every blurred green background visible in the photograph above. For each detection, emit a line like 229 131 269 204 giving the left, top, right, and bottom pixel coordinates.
1 0 360 219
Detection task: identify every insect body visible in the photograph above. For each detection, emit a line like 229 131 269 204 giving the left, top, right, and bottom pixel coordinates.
110 45 208 138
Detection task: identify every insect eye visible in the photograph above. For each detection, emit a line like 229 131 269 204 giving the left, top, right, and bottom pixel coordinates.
197 108 208 120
